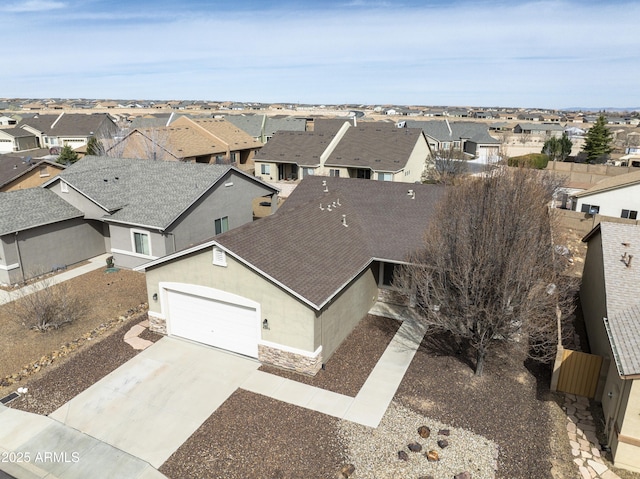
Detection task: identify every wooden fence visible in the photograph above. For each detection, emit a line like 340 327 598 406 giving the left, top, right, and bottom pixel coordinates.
552 348 603 398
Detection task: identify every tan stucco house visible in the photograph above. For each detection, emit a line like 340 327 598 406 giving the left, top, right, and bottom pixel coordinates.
581 222 640 472
137 177 444 374
0 157 65 192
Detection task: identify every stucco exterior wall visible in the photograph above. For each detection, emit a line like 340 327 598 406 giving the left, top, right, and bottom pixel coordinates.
109 224 167 269
168 170 276 251
580 233 609 358
3 219 105 284
315 265 378 360
145 248 317 352
2 164 63 192
401 133 429 183
46 178 110 220
576 184 640 218
611 379 640 473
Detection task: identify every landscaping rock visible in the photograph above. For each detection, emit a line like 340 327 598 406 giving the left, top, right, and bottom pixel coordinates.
418 425 431 438
417 476 434 479
407 442 422 452
454 472 471 479
337 463 355 478
438 429 450 436
398 450 409 461
437 439 449 449
425 450 439 462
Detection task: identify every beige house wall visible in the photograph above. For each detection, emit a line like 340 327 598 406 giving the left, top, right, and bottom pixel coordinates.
2 164 63 192
145 248 317 352
609 378 640 473
315 266 378 360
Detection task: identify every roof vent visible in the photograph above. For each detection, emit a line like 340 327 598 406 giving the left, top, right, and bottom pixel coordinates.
319 203 324 211
342 214 348 227
407 189 415 199
622 252 634 268
322 180 328 193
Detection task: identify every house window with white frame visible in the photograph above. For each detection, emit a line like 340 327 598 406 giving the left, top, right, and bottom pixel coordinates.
132 230 151 255
39 165 49 177
329 169 340 177
377 172 392 181
215 216 229 235
622 209 638 220
302 167 314 178
261 164 271 175
60 181 69 193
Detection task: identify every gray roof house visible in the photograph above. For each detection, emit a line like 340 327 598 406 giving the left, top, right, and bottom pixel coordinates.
0 188 105 285
43 156 279 269
137 176 445 374
254 120 429 183
224 114 307 143
513 122 565 137
405 120 501 162
19 113 118 151
0 128 39 153
580 222 640 473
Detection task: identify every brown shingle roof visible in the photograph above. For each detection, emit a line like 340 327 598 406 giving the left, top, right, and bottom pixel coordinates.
325 126 424 172
215 176 445 308
254 130 337 167
120 127 227 159
174 117 263 151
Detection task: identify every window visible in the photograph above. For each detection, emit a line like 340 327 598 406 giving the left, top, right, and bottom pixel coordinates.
381 263 397 287
39 165 49 178
622 209 638 220
580 204 599 214
230 152 237 163
60 181 69 193
377 172 392 181
261 164 271 175
215 216 229 235
302 167 314 178
329 169 340 177
133 231 151 255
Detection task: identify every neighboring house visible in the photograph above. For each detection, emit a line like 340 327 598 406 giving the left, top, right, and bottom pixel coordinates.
43 156 279 269
254 120 428 183
571 170 640 219
224 114 307 143
0 188 105 285
513 122 565 137
0 116 18 126
170 116 264 171
136 176 445 373
0 128 39 153
580 222 640 473
0 156 65 192
405 120 501 162
18 113 118 150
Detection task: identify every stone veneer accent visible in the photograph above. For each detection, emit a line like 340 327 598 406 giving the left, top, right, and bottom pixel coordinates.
259 343 323 376
149 315 167 335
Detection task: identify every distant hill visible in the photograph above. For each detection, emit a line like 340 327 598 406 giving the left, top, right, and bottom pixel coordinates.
562 107 640 112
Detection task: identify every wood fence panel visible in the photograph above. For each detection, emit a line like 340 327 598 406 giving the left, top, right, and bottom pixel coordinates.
556 349 603 398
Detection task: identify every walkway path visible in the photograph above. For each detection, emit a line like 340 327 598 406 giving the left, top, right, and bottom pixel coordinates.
0 254 112 305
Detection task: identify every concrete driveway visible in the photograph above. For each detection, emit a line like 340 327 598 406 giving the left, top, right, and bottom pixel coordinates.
49 337 260 469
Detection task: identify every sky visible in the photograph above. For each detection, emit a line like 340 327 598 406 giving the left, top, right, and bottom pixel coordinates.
1 0 639 109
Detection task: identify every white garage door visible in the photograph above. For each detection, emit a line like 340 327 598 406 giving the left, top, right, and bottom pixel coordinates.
166 289 258 358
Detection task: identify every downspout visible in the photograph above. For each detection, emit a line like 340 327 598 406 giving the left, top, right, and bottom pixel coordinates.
14 232 24 283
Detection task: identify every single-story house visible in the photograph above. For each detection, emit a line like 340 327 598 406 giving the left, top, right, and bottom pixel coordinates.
571 170 640 219
224 114 307 143
0 128 39 153
513 123 565 137
0 188 105 285
254 120 429 183
18 113 118 150
581 222 640 473
43 156 279 269
0 156 65 192
136 177 445 374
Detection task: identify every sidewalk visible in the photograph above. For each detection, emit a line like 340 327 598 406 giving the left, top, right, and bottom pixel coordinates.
0 254 111 305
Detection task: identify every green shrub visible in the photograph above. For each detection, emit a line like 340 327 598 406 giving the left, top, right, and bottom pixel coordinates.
507 153 549 169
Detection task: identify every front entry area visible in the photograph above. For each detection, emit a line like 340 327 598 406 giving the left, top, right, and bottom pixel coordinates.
162 283 260 358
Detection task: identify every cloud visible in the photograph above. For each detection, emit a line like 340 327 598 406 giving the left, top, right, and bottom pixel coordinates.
3 0 66 12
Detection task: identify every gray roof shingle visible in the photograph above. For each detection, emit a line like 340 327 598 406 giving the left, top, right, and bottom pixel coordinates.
54 156 235 229
405 120 500 145
0 188 83 236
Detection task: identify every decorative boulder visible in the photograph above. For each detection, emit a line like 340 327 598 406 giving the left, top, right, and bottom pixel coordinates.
418 425 431 438
426 450 439 462
454 473 472 479
338 464 355 478
438 429 450 436
398 450 409 461
408 442 423 452
437 439 449 449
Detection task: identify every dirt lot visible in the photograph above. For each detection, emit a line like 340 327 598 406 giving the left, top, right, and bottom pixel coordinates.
0 267 148 399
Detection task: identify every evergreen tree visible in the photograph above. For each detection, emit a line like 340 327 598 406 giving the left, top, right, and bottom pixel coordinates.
56 144 80 165
582 115 613 163
85 136 103 156
543 132 573 162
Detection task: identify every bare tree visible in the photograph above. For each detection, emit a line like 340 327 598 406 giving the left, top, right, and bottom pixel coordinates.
423 147 469 185
395 167 576 376
9 273 86 332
